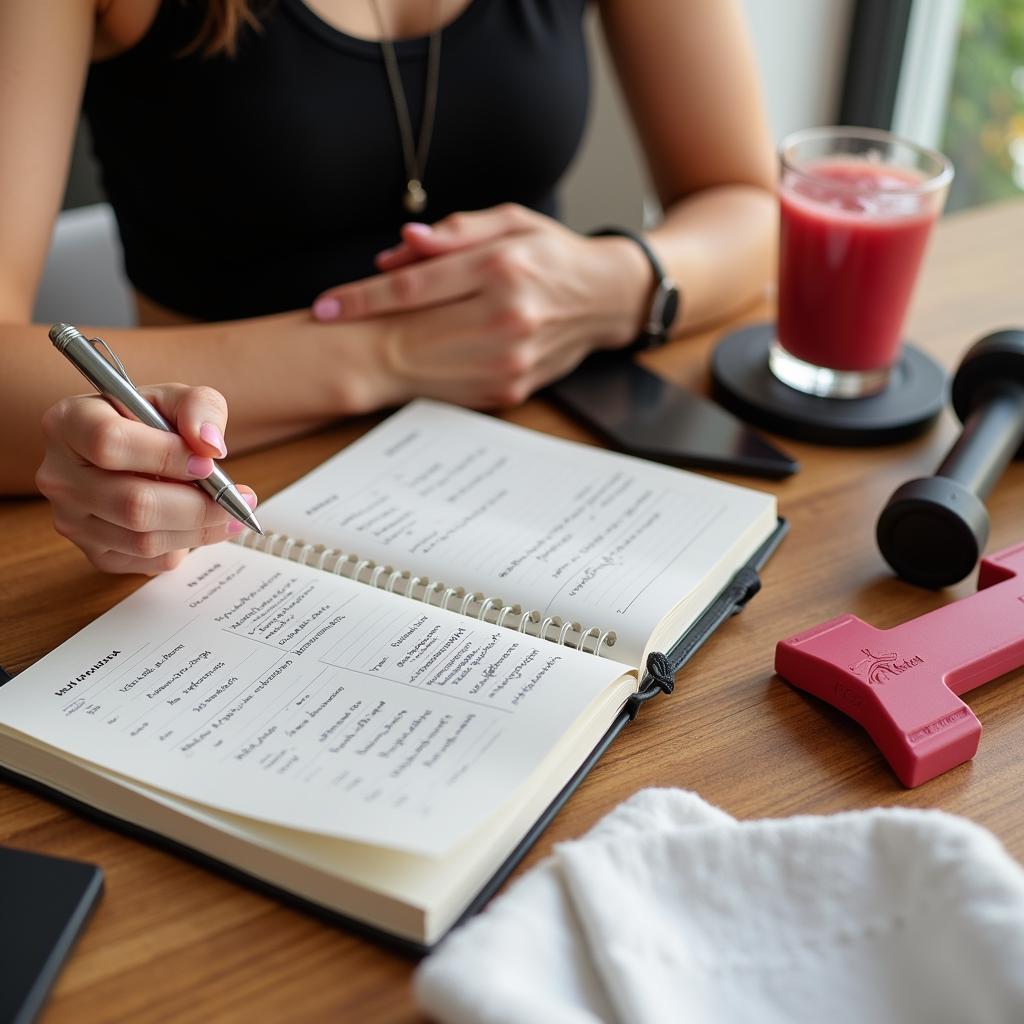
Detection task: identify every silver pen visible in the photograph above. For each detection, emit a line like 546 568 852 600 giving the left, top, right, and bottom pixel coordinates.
48 322 263 535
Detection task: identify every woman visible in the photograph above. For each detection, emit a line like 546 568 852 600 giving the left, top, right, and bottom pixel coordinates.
2 0 775 573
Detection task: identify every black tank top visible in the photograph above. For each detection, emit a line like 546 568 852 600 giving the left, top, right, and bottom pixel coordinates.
83 0 590 321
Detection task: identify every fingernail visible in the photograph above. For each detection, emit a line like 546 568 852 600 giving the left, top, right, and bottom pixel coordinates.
242 491 258 509
187 455 215 478
404 222 431 235
313 297 342 321
199 422 227 457
227 521 245 536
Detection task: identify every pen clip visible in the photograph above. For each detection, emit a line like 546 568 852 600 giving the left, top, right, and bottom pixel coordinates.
90 336 137 389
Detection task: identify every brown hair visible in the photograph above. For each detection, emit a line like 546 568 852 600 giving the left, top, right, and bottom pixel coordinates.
185 0 264 57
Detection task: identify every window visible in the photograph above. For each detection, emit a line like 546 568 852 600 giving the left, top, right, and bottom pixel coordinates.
842 0 1024 210
942 0 1024 209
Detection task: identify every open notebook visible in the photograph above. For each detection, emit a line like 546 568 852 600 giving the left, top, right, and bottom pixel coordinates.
0 400 783 951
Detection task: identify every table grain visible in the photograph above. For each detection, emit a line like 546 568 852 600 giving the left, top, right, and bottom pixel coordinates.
2 200 1023 1023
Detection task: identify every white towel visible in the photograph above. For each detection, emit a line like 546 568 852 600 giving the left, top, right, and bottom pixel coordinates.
415 789 1024 1024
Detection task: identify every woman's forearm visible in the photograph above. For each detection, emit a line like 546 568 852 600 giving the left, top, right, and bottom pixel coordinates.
649 183 777 336
0 310 389 493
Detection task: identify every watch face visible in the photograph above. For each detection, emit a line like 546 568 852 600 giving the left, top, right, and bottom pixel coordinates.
660 285 680 332
636 278 680 351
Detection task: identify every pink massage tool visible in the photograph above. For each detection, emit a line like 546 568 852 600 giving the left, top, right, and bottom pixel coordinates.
775 542 1024 787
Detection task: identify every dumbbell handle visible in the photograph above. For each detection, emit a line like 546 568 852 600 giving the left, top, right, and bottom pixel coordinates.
936 383 1024 498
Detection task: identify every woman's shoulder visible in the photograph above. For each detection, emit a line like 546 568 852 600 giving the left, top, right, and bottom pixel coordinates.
91 0 161 61
91 0 202 64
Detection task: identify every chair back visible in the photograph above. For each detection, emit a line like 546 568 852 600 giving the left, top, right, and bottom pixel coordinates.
32 203 136 328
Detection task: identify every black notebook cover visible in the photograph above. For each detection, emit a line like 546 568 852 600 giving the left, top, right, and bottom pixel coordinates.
0 518 786 958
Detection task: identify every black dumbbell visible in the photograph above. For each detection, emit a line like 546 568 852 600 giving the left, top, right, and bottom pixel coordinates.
877 329 1024 588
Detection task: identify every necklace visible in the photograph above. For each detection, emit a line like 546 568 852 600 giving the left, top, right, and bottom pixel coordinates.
367 0 443 215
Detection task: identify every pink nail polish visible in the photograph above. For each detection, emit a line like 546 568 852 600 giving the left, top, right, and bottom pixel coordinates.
227 521 245 536
199 422 227 457
243 491 258 509
313 297 342 321
187 455 214 478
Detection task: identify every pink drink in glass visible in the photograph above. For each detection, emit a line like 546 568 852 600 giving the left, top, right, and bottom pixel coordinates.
771 128 952 398
778 163 937 371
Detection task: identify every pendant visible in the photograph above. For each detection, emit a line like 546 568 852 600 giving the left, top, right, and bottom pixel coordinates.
404 179 427 214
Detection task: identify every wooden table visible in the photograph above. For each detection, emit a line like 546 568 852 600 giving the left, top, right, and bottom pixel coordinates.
3 200 1023 1022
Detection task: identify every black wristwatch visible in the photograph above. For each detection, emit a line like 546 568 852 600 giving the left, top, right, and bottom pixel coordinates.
590 226 680 351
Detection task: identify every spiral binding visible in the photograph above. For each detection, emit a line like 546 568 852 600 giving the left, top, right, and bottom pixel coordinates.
235 530 616 656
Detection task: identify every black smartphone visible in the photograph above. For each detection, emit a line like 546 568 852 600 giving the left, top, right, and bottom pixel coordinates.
0 846 104 1024
547 353 799 479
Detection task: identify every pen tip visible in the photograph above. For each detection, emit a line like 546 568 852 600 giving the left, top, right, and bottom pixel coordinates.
215 483 264 537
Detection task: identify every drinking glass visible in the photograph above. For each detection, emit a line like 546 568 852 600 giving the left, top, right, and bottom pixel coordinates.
771 126 953 399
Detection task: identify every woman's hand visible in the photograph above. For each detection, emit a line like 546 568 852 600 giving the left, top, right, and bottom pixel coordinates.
311 204 653 409
36 384 258 575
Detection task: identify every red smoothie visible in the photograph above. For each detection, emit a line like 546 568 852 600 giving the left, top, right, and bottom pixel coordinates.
777 160 941 372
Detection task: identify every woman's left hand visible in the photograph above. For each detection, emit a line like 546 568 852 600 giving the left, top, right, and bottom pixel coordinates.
311 204 652 402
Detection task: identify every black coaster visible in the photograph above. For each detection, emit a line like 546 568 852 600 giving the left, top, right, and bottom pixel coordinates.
711 323 946 446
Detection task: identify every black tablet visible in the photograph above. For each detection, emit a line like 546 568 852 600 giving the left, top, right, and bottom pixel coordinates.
0 846 103 1024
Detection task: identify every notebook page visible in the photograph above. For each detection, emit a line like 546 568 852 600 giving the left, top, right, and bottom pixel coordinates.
0 544 627 857
258 400 776 665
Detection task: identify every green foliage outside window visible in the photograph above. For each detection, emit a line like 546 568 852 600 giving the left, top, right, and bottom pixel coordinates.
943 0 1024 209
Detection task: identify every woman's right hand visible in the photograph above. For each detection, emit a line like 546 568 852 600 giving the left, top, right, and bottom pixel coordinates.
35 384 258 575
